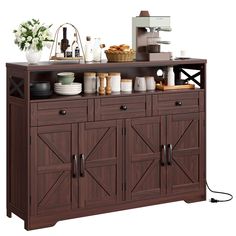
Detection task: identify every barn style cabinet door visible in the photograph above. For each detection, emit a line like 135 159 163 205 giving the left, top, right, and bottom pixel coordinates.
78 120 123 208
125 117 166 201
30 124 78 216
166 112 204 195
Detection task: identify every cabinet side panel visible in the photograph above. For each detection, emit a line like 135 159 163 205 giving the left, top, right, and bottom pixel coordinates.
8 102 27 217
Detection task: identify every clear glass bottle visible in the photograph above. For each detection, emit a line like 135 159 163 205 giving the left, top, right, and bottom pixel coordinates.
84 36 93 62
55 42 64 57
71 33 80 58
93 38 102 62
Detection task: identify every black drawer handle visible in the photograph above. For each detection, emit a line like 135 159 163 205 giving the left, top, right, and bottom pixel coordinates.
59 110 67 115
120 105 127 111
175 101 182 106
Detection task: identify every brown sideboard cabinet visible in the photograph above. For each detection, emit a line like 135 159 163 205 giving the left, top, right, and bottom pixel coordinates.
6 59 206 230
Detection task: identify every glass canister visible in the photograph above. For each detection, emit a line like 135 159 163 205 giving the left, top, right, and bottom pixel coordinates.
84 72 96 93
121 79 132 93
109 72 121 92
97 72 108 92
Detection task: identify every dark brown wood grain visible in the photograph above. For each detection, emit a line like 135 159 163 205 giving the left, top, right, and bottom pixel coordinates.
126 117 164 201
6 60 206 230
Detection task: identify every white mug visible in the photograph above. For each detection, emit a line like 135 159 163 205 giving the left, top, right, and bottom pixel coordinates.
134 77 146 91
145 76 156 90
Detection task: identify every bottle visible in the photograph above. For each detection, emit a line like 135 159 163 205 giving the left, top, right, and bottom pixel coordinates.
167 67 175 86
93 38 102 62
84 36 93 62
55 42 64 57
75 47 80 57
61 27 69 56
65 45 72 58
71 33 80 58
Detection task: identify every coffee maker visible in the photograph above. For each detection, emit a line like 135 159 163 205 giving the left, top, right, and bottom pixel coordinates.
132 11 172 61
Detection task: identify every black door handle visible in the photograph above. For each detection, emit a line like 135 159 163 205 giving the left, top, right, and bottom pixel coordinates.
167 144 173 165
80 154 85 177
72 155 78 178
161 144 167 166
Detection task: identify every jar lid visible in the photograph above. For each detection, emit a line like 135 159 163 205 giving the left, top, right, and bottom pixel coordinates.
121 79 132 82
97 72 108 76
84 72 96 76
109 72 121 76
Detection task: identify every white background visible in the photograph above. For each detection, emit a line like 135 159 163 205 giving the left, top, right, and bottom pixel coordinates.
0 0 235 235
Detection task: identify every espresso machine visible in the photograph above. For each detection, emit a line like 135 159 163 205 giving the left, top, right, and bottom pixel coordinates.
132 11 172 61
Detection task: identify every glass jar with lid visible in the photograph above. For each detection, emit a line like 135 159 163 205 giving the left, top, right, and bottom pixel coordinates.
84 72 96 93
109 72 121 92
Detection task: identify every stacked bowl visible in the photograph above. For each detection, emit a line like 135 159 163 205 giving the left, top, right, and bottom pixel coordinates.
30 81 52 98
54 72 82 95
57 72 75 84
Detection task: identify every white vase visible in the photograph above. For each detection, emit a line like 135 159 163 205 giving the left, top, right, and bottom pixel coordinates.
25 49 42 64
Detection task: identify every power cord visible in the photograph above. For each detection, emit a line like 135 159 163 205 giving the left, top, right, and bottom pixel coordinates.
206 181 233 203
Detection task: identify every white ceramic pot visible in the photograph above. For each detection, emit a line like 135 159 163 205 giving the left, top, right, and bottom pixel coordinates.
25 49 42 64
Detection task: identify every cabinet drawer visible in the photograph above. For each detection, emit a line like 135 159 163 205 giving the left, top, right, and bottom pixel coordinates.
153 91 202 115
95 96 146 120
31 100 88 126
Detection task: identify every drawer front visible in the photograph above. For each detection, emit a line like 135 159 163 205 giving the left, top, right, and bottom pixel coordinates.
95 96 146 120
31 100 88 126
153 91 202 115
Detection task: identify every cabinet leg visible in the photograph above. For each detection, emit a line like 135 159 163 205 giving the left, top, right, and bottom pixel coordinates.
185 194 206 203
7 209 12 218
24 220 57 230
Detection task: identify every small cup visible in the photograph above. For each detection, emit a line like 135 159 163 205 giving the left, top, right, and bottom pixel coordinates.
180 50 187 58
